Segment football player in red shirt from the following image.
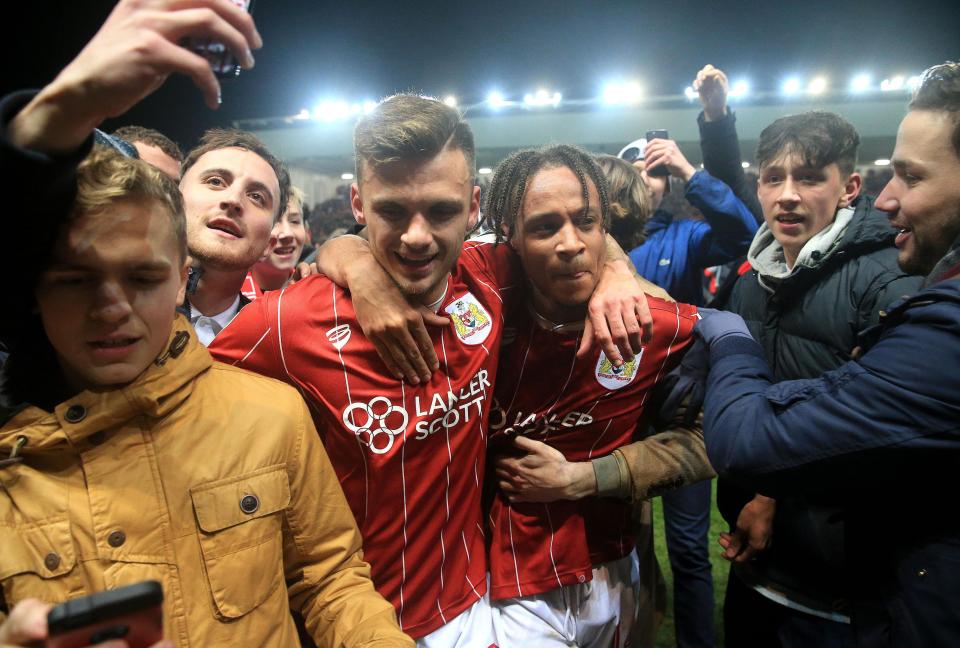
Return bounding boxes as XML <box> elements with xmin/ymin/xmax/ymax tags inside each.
<box><xmin>210</xmin><ymin>95</ymin><xmax>650</xmax><ymax>646</ymax></box>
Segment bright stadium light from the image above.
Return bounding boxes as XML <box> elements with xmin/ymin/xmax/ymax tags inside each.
<box><xmin>295</xmin><ymin>108</ymin><xmax>311</xmax><ymax>120</ymax></box>
<box><xmin>313</xmin><ymin>100</ymin><xmax>351</xmax><ymax>121</ymax></box>
<box><xmin>874</xmin><ymin>159</ymin><xmax>891</xmax><ymax>166</ymax></box>
<box><xmin>362</xmin><ymin>100</ymin><xmax>377</xmax><ymax>114</ymax></box>
<box><xmin>782</xmin><ymin>77</ymin><xmax>802</xmax><ymax>96</ymax></box>
<box><xmin>341</xmin><ymin>172</ymin><xmax>355</xmax><ymax>180</ymax></box>
<box><xmin>487</xmin><ymin>91</ymin><xmax>507</xmax><ymax>109</ymax></box>
<box><xmin>729</xmin><ymin>79</ymin><xmax>750</xmax><ymax>99</ymax></box>
<box><xmin>850</xmin><ymin>74</ymin><xmax>872</xmax><ymax>93</ymax></box>
<box><xmin>443</xmin><ymin>95</ymin><xmax>458</xmax><ymax>107</ymax></box>
<box><xmin>478</xmin><ymin>167</ymin><xmax>493</xmax><ymax>175</ymax></box>
<box><xmin>524</xmin><ymin>89</ymin><xmax>562</xmax><ymax>108</ymax></box>
<box><xmin>807</xmin><ymin>77</ymin><xmax>828</xmax><ymax>95</ymax></box>
<box><xmin>881</xmin><ymin>76</ymin><xmax>905</xmax><ymax>91</ymax></box>
<box><xmin>741</xmin><ymin>161</ymin><xmax>751</xmax><ymax>169</ymax></box>
<box><xmin>684</xmin><ymin>85</ymin><xmax>698</xmax><ymax>101</ymax></box>
<box><xmin>602</xmin><ymin>81</ymin><xmax>643</xmax><ymax>105</ymax></box>
<box><xmin>906</xmin><ymin>75</ymin><xmax>922</xmax><ymax>91</ymax></box>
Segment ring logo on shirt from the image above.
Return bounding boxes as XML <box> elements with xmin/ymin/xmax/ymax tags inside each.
<box><xmin>342</xmin><ymin>396</ymin><xmax>409</xmax><ymax>454</ymax></box>
<box><xmin>595</xmin><ymin>351</ymin><xmax>642</xmax><ymax>390</ymax></box>
<box><xmin>326</xmin><ymin>324</ymin><xmax>352</xmax><ymax>351</ymax></box>
<box><xmin>445</xmin><ymin>293</ymin><xmax>492</xmax><ymax>345</ymax></box>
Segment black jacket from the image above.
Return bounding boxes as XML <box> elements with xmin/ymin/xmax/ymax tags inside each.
<box><xmin>720</xmin><ymin>196</ymin><xmax>922</xmax><ymax>612</ymax></box>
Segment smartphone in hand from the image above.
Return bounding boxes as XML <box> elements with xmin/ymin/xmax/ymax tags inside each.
<box><xmin>644</xmin><ymin>129</ymin><xmax>671</xmax><ymax>177</ymax></box>
<box><xmin>189</xmin><ymin>0</ymin><xmax>256</xmax><ymax>79</ymax></box>
<box><xmin>46</xmin><ymin>581</ymin><xmax>163</xmax><ymax>648</ymax></box>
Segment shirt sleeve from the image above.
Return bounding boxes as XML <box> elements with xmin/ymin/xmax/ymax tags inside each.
<box><xmin>683</xmin><ymin>170</ymin><xmax>759</xmax><ymax>267</ymax></box>
<box><xmin>702</xmin><ymin>297</ymin><xmax>960</xmax><ymax>497</ymax></box>
<box><xmin>283</xmin><ymin>396</ymin><xmax>414</xmax><ymax>647</ymax></box>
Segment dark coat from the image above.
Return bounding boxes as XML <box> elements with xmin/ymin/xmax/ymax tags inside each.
<box><xmin>704</xmin><ymin>276</ymin><xmax>960</xmax><ymax>647</ymax></box>
<box><xmin>719</xmin><ymin>198</ymin><xmax>922</xmax><ymax>614</ymax></box>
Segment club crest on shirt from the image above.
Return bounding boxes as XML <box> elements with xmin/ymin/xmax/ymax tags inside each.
<box><xmin>595</xmin><ymin>350</ymin><xmax>642</xmax><ymax>390</ymax></box>
<box><xmin>445</xmin><ymin>293</ymin><xmax>492</xmax><ymax>345</ymax></box>
<box><xmin>326</xmin><ymin>324</ymin><xmax>351</xmax><ymax>351</ymax></box>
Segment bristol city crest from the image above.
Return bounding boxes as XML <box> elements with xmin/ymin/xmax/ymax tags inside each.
<box><xmin>444</xmin><ymin>292</ymin><xmax>492</xmax><ymax>345</ymax></box>
<box><xmin>595</xmin><ymin>350</ymin><xmax>642</xmax><ymax>390</ymax></box>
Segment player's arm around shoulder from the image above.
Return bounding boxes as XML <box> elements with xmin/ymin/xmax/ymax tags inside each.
<box><xmin>282</xmin><ymin>396</ymin><xmax>413</xmax><ymax>647</ymax></box>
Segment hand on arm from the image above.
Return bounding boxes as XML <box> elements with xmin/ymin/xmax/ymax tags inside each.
<box><xmin>719</xmin><ymin>494</ymin><xmax>776</xmax><ymax>562</ymax></box>
<box><xmin>643</xmin><ymin>139</ymin><xmax>698</xmax><ymax>183</ymax></box>
<box><xmin>10</xmin><ymin>0</ymin><xmax>261</xmax><ymax>153</ymax></box>
<box><xmin>314</xmin><ymin>235</ymin><xmax>447</xmax><ymax>385</ymax></box>
<box><xmin>578</xmin><ymin>234</ymin><xmax>653</xmax><ymax>364</ymax></box>
<box><xmin>494</xmin><ymin>436</ymin><xmax>597</xmax><ymax>503</ymax></box>
<box><xmin>694</xmin><ymin>64</ymin><xmax>729</xmax><ymax>122</ymax></box>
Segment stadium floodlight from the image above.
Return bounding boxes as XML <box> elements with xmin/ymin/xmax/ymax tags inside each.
<box><xmin>362</xmin><ymin>100</ymin><xmax>377</xmax><ymax>114</ymax></box>
<box><xmin>741</xmin><ymin>161</ymin><xmax>751</xmax><ymax>169</ymax></box>
<box><xmin>487</xmin><ymin>91</ymin><xmax>507</xmax><ymax>109</ymax></box>
<box><xmin>729</xmin><ymin>79</ymin><xmax>750</xmax><ymax>99</ymax></box>
<box><xmin>906</xmin><ymin>75</ymin><xmax>922</xmax><ymax>91</ymax></box>
<box><xmin>443</xmin><ymin>95</ymin><xmax>458</xmax><ymax>107</ymax></box>
<box><xmin>524</xmin><ymin>89</ymin><xmax>562</xmax><ymax>108</ymax></box>
<box><xmin>478</xmin><ymin>167</ymin><xmax>493</xmax><ymax>175</ymax></box>
<box><xmin>684</xmin><ymin>85</ymin><xmax>697</xmax><ymax>101</ymax></box>
<box><xmin>874</xmin><ymin>159</ymin><xmax>891</xmax><ymax>166</ymax></box>
<box><xmin>341</xmin><ymin>172</ymin><xmax>355</xmax><ymax>180</ymax></box>
<box><xmin>313</xmin><ymin>100</ymin><xmax>351</xmax><ymax>121</ymax></box>
<box><xmin>881</xmin><ymin>76</ymin><xmax>905</xmax><ymax>91</ymax></box>
<box><xmin>295</xmin><ymin>108</ymin><xmax>311</xmax><ymax>120</ymax></box>
<box><xmin>602</xmin><ymin>81</ymin><xmax>643</xmax><ymax>105</ymax></box>
<box><xmin>782</xmin><ymin>77</ymin><xmax>802</xmax><ymax>96</ymax></box>
<box><xmin>850</xmin><ymin>74</ymin><xmax>872</xmax><ymax>93</ymax></box>
<box><xmin>807</xmin><ymin>77</ymin><xmax>828</xmax><ymax>95</ymax></box>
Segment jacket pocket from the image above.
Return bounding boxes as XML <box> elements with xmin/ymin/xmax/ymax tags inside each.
<box><xmin>190</xmin><ymin>465</ymin><xmax>290</xmax><ymax>619</ymax></box>
<box><xmin>0</xmin><ymin>517</ymin><xmax>78</xmax><ymax>603</ymax></box>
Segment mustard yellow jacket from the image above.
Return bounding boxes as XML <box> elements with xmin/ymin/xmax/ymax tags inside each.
<box><xmin>0</xmin><ymin>317</ymin><xmax>412</xmax><ymax>647</ymax></box>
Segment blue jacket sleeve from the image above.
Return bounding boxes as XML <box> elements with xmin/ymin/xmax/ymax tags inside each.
<box><xmin>702</xmin><ymin>296</ymin><xmax>960</xmax><ymax>497</ymax></box>
<box><xmin>682</xmin><ymin>169</ymin><xmax>759</xmax><ymax>267</ymax></box>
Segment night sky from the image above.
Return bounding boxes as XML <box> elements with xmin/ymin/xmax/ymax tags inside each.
<box><xmin>5</xmin><ymin>0</ymin><xmax>958</xmax><ymax>147</ymax></box>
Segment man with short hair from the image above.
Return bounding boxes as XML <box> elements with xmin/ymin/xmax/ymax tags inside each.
<box><xmin>113</xmin><ymin>124</ymin><xmax>183</xmax><ymax>179</ymax></box>
<box><xmin>479</xmin><ymin>144</ymin><xmax>715</xmax><ymax>647</ymax></box>
<box><xmin>177</xmin><ymin>127</ymin><xmax>290</xmax><ymax>345</ymax></box>
<box><xmin>697</xmin><ymin>62</ymin><xmax>960</xmax><ymax>646</ymax></box>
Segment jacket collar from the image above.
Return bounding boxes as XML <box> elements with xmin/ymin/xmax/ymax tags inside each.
<box><xmin>0</xmin><ymin>315</ymin><xmax>211</xmax><ymax>453</ymax></box>
<box><xmin>924</xmin><ymin>231</ymin><xmax>960</xmax><ymax>287</ymax></box>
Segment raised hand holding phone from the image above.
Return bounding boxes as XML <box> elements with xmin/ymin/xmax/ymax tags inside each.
<box><xmin>10</xmin><ymin>0</ymin><xmax>262</xmax><ymax>154</ymax></box>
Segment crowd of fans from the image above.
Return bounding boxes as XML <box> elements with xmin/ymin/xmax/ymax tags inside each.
<box><xmin>1</xmin><ymin>3</ymin><xmax>958</xmax><ymax>648</ymax></box>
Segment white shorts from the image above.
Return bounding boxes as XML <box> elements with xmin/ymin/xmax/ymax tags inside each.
<box><xmin>417</xmin><ymin>592</ymin><xmax>497</xmax><ymax>648</ymax></box>
<box><xmin>491</xmin><ymin>552</ymin><xmax>640</xmax><ymax>648</ymax></box>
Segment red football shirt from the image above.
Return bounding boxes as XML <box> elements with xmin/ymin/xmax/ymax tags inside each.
<box><xmin>486</xmin><ymin>297</ymin><xmax>698</xmax><ymax>599</ymax></box>
<box><xmin>209</xmin><ymin>241</ymin><xmax>519</xmax><ymax>638</ymax></box>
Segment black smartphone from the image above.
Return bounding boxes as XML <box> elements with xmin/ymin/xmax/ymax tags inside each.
<box><xmin>190</xmin><ymin>0</ymin><xmax>256</xmax><ymax>79</ymax></box>
<box><xmin>46</xmin><ymin>581</ymin><xmax>163</xmax><ymax>648</ymax></box>
<box><xmin>645</xmin><ymin>129</ymin><xmax>671</xmax><ymax>177</ymax></box>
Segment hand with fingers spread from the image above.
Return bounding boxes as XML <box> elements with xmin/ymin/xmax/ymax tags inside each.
<box><xmin>719</xmin><ymin>494</ymin><xmax>776</xmax><ymax>563</ymax></box>
<box><xmin>494</xmin><ymin>435</ymin><xmax>597</xmax><ymax>503</ymax></box>
<box><xmin>11</xmin><ymin>0</ymin><xmax>262</xmax><ymax>153</ymax></box>
<box><xmin>0</xmin><ymin>598</ymin><xmax>172</xmax><ymax>648</ymax></box>
<box><xmin>345</xmin><ymin>254</ymin><xmax>447</xmax><ymax>385</ymax></box>
<box><xmin>642</xmin><ymin>138</ymin><xmax>698</xmax><ymax>183</ymax></box>
<box><xmin>577</xmin><ymin>259</ymin><xmax>652</xmax><ymax>365</ymax></box>
<box><xmin>693</xmin><ymin>64</ymin><xmax>730</xmax><ymax>122</ymax></box>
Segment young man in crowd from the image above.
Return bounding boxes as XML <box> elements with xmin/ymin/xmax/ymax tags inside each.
<box><xmin>695</xmin><ymin>62</ymin><xmax>960</xmax><ymax>646</ymax></box>
<box><xmin>479</xmin><ymin>144</ymin><xmax>716</xmax><ymax>647</ymax></box>
<box><xmin>113</xmin><ymin>124</ymin><xmax>183</xmax><ymax>180</ymax></box>
<box><xmin>210</xmin><ymin>94</ymin><xmax>650</xmax><ymax>645</ymax></box>
<box><xmin>250</xmin><ymin>186</ymin><xmax>308</xmax><ymax>293</ymax></box>
<box><xmin>0</xmin><ymin>5</ymin><xmax>413</xmax><ymax>641</ymax></box>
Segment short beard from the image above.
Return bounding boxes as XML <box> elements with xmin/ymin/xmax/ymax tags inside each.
<box><xmin>188</xmin><ymin>243</ymin><xmax>262</xmax><ymax>273</ymax></box>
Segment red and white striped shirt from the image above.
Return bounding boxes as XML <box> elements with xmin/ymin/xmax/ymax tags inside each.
<box><xmin>209</xmin><ymin>241</ymin><xmax>519</xmax><ymax>638</ymax></box>
<box><xmin>486</xmin><ymin>296</ymin><xmax>698</xmax><ymax>600</ymax></box>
